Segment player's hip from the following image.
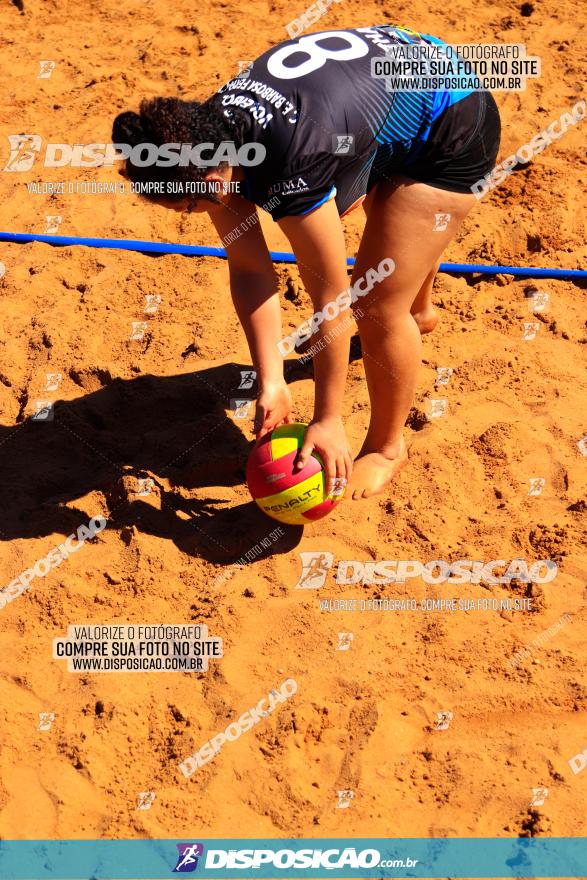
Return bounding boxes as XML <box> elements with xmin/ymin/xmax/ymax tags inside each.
<box><xmin>370</xmin><ymin>91</ymin><xmax>501</xmax><ymax>194</ymax></box>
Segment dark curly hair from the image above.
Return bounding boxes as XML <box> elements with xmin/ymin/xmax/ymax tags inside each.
<box><xmin>112</xmin><ymin>96</ymin><xmax>247</xmax><ymax>201</ymax></box>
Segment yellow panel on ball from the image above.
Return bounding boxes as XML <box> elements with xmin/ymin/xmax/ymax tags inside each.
<box><xmin>270</xmin><ymin>422</ymin><xmax>306</xmax><ymax>460</ymax></box>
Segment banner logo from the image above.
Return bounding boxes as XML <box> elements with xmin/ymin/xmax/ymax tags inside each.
<box><xmin>173</xmin><ymin>843</ymin><xmax>204</xmax><ymax>873</ymax></box>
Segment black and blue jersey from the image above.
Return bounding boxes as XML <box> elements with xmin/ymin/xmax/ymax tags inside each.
<box><xmin>212</xmin><ymin>25</ymin><xmax>478</xmax><ymax>219</ymax></box>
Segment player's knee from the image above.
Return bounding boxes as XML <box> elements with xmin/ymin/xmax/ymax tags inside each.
<box><xmin>412</xmin><ymin>309</ymin><xmax>439</xmax><ymax>335</ymax></box>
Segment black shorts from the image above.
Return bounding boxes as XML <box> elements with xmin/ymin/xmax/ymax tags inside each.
<box><xmin>401</xmin><ymin>91</ymin><xmax>501</xmax><ymax>193</ymax></box>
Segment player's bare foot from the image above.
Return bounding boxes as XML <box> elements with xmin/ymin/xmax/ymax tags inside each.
<box><xmin>349</xmin><ymin>436</ymin><xmax>408</xmax><ymax>499</ymax></box>
<box><xmin>411</xmin><ymin>306</ymin><xmax>439</xmax><ymax>335</ymax></box>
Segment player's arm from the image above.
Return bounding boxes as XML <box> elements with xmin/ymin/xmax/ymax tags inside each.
<box><xmin>208</xmin><ymin>194</ymin><xmax>292</xmax><ymax>436</ymax></box>
<box><xmin>278</xmin><ymin>198</ymin><xmax>353</xmax><ymax>487</ymax></box>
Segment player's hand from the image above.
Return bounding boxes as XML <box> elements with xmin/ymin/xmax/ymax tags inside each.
<box><xmin>254</xmin><ymin>380</ymin><xmax>293</xmax><ymax>439</ymax></box>
<box><xmin>294</xmin><ymin>416</ymin><xmax>352</xmax><ymax>494</ymax></box>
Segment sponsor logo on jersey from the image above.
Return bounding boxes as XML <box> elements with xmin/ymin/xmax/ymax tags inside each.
<box><xmin>268</xmin><ymin>177</ymin><xmax>309</xmax><ymax>195</ymax></box>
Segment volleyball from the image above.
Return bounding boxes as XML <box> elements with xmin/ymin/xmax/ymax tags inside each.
<box><xmin>246</xmin><ymin>423</ymin><xmax>345</xmax><ymax>525</ymax></box>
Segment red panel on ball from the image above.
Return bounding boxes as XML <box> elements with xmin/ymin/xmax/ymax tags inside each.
<box><xmin>246</xmin><ymin>445</ymin><xmax>321</xmax><ymax>499</ymax></box>
<box><xmin>302</xmin><ymin>498</ymin><xmax>341</xmax><ymax>520</ymax></box>
<box><xmin>249</xmin><ymin>433</ymin><xmax>274</xmax><ymax>467</ymax></box>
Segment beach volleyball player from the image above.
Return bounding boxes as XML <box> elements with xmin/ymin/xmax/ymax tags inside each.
<box><xmin>113</xmin><ymin>24</ymin><xmax>500</xmax><ymax>499</ymax></box>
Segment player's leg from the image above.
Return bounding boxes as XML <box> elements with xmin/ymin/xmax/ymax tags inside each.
<box><xmin>365</xmin><ymin>190</ymin><xmax>440</xmax><ymax>336</ymax></box>
<box><xmin>349</xmin><ymin>175</ymin><xmax>476</xmax><ymax>499</ymax></box>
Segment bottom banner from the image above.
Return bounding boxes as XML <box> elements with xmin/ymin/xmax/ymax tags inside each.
<box><xmin>0</xmin><ymin>838</ymin><xmax>585</xmax><ymax>879</ymax></box>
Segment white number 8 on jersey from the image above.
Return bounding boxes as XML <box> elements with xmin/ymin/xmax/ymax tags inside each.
<box><xmin>267</xmin><ymin>31</ymin><xmax>369</xmax><ymax>79</ymax></box>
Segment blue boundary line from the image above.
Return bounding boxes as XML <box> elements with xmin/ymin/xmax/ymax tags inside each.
<box><xmin>1</xmin><ymin>232</ymin><xmax>586</xmax><ymax>280</ymax></box>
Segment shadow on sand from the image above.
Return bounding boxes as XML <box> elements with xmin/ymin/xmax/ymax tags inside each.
<box><xmin>0</xmin><ymin>359</ymin><xmax>323</xmax><ymax>564</ymax></box>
